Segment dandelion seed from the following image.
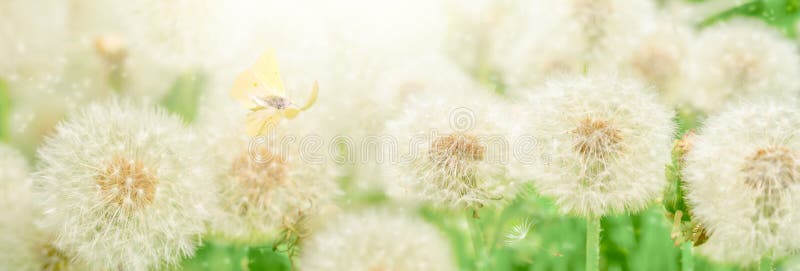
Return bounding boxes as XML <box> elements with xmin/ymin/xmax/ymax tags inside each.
<box><xmin>504</xmin><ymin>218</ymin><xmax>534</xmax><ymax>245</ymax></box>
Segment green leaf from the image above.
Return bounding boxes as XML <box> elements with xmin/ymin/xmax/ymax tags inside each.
<box><xmin>698</xmin><ymin>0</ymin><xmax>800</xmax><ymax>38</ymax></box>
<box><xmin>699</xmin><ymin>0</ymin><xmax>763</xmax><ymax>28</ymax></box>
<box><xmin>160</xmin><ymin>72</ymin><xmax>205</xmax><ymax>123</ymax></box>
<box><xmin>0</xmin><ymin>78</ymin><xmax>10</xmax><ymax>142</ymax></box>
<box><xmin>247</xmin><ymin>246</ymin><xmax>292</xmax><ymax>271</ymax></box>
<box><xmin>180</xmin><ymin>241</ymin><xmax>248</xmax><ymax>271</ymax></box>
<box><xmin>419</xmin><ymin>206</ymin><xmax>473</xmax><ymax>271</ymax></box>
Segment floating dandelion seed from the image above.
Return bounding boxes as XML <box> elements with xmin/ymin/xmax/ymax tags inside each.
<box><xmin>34</xmin><ymin>100</ymin><xmax>217</xmax><ymax>271</ymax></box>
<box><xmin>684</xmin><ymin>100</ymin><xmax>800</xmax><ymax>265</ymax></box>
<box><xmin>505</xmin><ymin>218</ymin><xmax>535</xmax><ymax>245</ymax></box>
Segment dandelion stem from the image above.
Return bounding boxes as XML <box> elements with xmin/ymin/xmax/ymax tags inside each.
<box><xmin>681</xmin><ymin>240</ymin><xmax>694</xmax><ymax>271</ymax></box>
<box><xmin>468</xmin><ymin>210</ymin><xmax>487</xmax><ymax>271</ymax></box>
<box><xmin>759</xmin><ymin>255</ymin><xmax>773</xmax><ymax>271</ymax></box>
<box><xmin>586</xmin><ymin>216</ymin><xmax>601</xmax><ymax>271</ymax></box>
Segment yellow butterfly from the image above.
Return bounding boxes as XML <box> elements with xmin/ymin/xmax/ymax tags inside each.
<box><xmin>231</xmin><ymin>49</ymin><xmax>318</xmax><ymax>136</ymax></box>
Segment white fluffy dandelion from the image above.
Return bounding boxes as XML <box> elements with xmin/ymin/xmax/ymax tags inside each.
<box><xmin>34</xmin><ymin>100</ymin><xmax>217</xmax><ymax>271</ymax></box>
<box><xmin>0</xmin><ymin>144</ymin><xmax>87</xmax><ymax>271</ymax></box>
<box><xmin>604</xmin><ymin>17</ymin><xmax>693</xmax><ymax>104</ymax></box>
<box><xmin>384</xmin><ymin>90</ymin><xmax>518</xmax><ymax>209</ymax></box>
<box><xmin>680</xmin><ymin>19</ymin><xmax>800</xmax><ymax>113</ymax></box>
<box><xmin>684</xmin><ymin>100</ymin><xmax>800</xmax><ymax>265</ymax></box>
<box><xmin>195</xmin><ymin>93</ymin><xmax>340</xmax><ymax>245</ymax></box>
<box><xmin>297</xmin><ymin>209</ymin><xmax>457</xmax><ymax>271</ymax></box>
<box><xmin>521</xmin><ymin>75</ymin><xmax>674</xmax><ymax>217</ymax></box>
<box><xmin>492</xmin><ymin>0</ymin><xmax>658</xmax><ymax>90</ymax></box>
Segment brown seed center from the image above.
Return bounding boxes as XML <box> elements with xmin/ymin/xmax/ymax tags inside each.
<box><xmin>742</xmin><ymin>147</ymin><xmax>798</xmax><ymax>195</ymax></box>
<box><xmin>95</xmin><ymin>156</ymin><xmax>158</xmax><ymax>210</ymax></box>
<box><xmin>430</xmin><ymin>133</ymin><xmax>485</xmax><ymax>162</ymax></box>
<box><xmin>428</xmin><ymin>132</ymin><xmax>486</xmax><ymax>179</ymax></box>
<box><xmin>571</xmin><ymin>118</ymin><xmax>623</xmax><ymax>159</ymax></box>
<box><xmin>232</xmin><ymin>146</ymin><xmax>290</xmax><ymax>207</ymax></box>
<box><xmin>632</xmin><ymin>41</ymin><xmax>679</xmax><ymax>90</ymax></box>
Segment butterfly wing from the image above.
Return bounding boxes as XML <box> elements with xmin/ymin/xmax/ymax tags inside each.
<box><xmin>252</xmin><ymin>49</ymin><xmax>286</xmax><ymax>97</ymax></box>
<box><xmin>284</xmin><ymin>82</ymin><xmax>319</xmax><ymax>119</ymax></box>
<box><xmin>245</xmin><ymin>108</ymin><xmax>283</xmax><ymax>136</ymax></box>
<box><xmin>231</xmin><ymin>49</ymin><xmax>287</xmax><ymax>109</ymax></box>
<box><xmin>298</xmin><ymin>81</ymin><xmax>319</xmax><ymax>111</ymax></box>
<box><xmin>282</xmin><ymin>108</ymin><xmax>300</xmax><ymax>119</ymax></box>
<box><xmin>231</xmin><ymin>71</ymin><xmax>263</xmax><ymax>109</ymax></box>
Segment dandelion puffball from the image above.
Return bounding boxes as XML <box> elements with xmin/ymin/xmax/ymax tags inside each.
<box><xmin>493</xmin><ymin>0</ymin><xmax>658</xmax><ymax>90</ymax></box>
<box><xmin>0</xmin><ymin>145</ymin><xmax>72</xmax><ymax>271</ymax></box>
<box><xmin>297</xmin><ymin>209</ymin><xmax>457</xmax><ymax>271</ymax></box>
<box><xmin>605</xmin><ymin>17</ymin><xmax>693</xmax><ymax>104</ymax></box>
<box><xmin>522</xmin><ymin>74</ymin><xmax>674</xmax><ymax>217</ymax></box>
<box><xmin>196</xmin><ymin>93</ymin><xmax>340</xmax><ymax>244</ymax></box>
<box><xmin>34</xmin><ymin>100</ymin><xmax>217</xmax><ymax>271</ymax></box>
<box><xmin>680</xmin><ymin>19</ymin><xmax>800</xmax><ymax>113</ymax></box>
<box><xmin>684</xmin><ymin>100</ymin><xmax>800</xmax><ymax>264</ymax></box>
<box><xmin>384</xmin><ymin>90</ymin><xmax>518</xmax><ymax>209</ymax></box>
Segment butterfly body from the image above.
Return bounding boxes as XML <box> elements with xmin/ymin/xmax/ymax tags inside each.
<box><xmin>252</xmin><ymin>95</ymin><xmax>292</xmax><ymax>110</ymax></box>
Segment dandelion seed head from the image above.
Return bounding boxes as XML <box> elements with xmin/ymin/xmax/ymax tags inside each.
<box><xmin>34</xmin><ymin>99</ymin><xmax>217</xmax><ymax>271</ymax></box>
<box><xmin>297</xmin><ymin>209</ymin><xmax>456</xmax><ymax>271</ymax></box>
<box><xmin>603</xmin><ymin>17</ymin><xmax>692</xmax><ymax>104</ymax></box>
<box><xmin>519</xmin><ymin>74</ymin><xmax>674</xmax><ymax>217</ymax></box>
<box><xmin>685</xmin><ymin>100</ymin><xmax>800</xmax><ymax>264</ymax></box>
<box><xmin>679</xmin><ymin>19</ymin><xmax>800</xmax><ymax>113</ymax></box>
<box><xmin>385</xmin><ymin>90</ymin><xmax>518</xmax><ymax>209</ymax></box>
<box><xmin>196</xmin><ymin>93</ymin><xmax>340</xmax><ymax>244</ymax></box>
<box><xmin>0</xmin><ymin>144</ymin><xmax>87</xmax><ymax>271</ymax></box>
<box><xmin>492</xmin><ymin>0</ymin><xmax>658</xmax><ymax>91</ymax></box>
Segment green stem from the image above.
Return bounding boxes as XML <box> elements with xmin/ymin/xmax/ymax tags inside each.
<box><xmin>238</xmin><ymin>246</ymin><xmax>250</xmax><ymax>271</ymax></box>
<box><xmin>681</xmin><ymin>240</ymin><xmax>694</xmax><ymax>271</ymax></box>
<box><xmin>586</xmin><ymin>217</ymin><xmax>601</xmax><ymax>271</ymax></box>
<box><xmin>759</xmin><ymin>255</ymin><xmax>773</xmax><ymax>271</ymax></box>
<box><xmin>467</xmin><ymin>210</ymin><xmax>487</xmax><ymax>271</ymax></box>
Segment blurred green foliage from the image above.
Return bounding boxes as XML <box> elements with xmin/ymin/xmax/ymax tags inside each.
<box><xmin>161</xmin><ymin>72</ymin><xmax>205</xmax><ymax>123</ymax></box>
<box><xmin>0</xmin><ymin>78</ymin><xmax>10</xmax><ymax>142</ymax></box>
<box><xmin>699</xmin><ymin>0</ymin><xmax>800</xmax><ymax>37</ymax></box>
